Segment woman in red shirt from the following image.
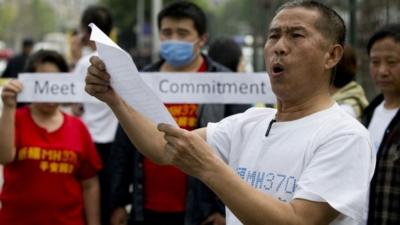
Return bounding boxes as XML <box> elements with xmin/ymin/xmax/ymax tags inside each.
<box><xmin>0</xmin><ymin>50</ymin><xmax>102</xmax><ymax>225</ymax></box>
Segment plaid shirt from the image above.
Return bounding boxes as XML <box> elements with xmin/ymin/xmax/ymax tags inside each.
<box><xmin>363</xmin><ymin>95</ymin><xmax>400</xmax><ymax>225</ymax></box>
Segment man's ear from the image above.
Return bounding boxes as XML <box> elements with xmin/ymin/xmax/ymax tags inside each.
<box><xmin>325</xmin><ymin>44</ymin><xmax>343</xmax><ymax>70</ymax></box>
<box><xmin>198</xmin><ymin>33</ymin><xmax>208</xmax><ymax>48</ymax></box>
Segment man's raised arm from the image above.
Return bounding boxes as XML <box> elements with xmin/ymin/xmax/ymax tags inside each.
<box><xmin>85</xmin><ymin>56</ymin><xmax>168</xmax><ymax>164</ymax></box>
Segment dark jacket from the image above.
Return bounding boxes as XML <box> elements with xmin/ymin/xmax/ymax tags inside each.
<box><xmin>363</xmin><ymin>94</ymin><xmax>400</xmax><ymax>225</ymax></box>
<box><xmin>1</xmin><ymin>54</ymin><xmax>29</xmax><ymax>78</ymax></box>
<box><xmin>107</xmin><ymin>55</ymin><xmax>250</xmax><ymax>225</ymax></box>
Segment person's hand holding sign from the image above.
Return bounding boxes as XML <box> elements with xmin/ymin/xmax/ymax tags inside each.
<box><xmin>1</xmin><ymin>80</ymin><xmax>22</xmax><ymax>109</ymax></box>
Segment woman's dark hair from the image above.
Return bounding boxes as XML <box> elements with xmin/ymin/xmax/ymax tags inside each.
<box><xmin>208</xmin><ymin>37</ymin><xmax>242</xmax><ymax>72</ymax></box>
<box><xmin>25</xmin><ymin>50</ymin><xmax>69</xmax><ymax>73</ymax></box>
<box><xmin>333</xmin><ymin>45</ymin><xmax>357</xmax><ymax>88</ymax></box>
<box><xmin>81</xmin><ymin>5</ymin><xmax>113</xmax><ymax>36</ymax></box>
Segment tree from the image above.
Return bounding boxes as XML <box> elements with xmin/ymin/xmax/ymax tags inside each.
<box><xmin>0</xmin><ymin>0</ymin><xmax>57</xmax><ymax>50</ymax></box>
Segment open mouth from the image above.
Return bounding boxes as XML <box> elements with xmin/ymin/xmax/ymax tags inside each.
<box><xmin>272</xmin><ymin>64</ymin><xmax>284</xmax><ymax>74</ymax></box>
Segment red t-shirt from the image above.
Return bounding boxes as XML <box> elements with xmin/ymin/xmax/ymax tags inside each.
<box><xmin>143</xmin><ymin>59</ymin><xmax>207</xmax><ymax>212</ymax></box>
<box><xmin>0</xmin><ymin>106</ymin><xmax>102</xmax><ymax>225</ymax></box>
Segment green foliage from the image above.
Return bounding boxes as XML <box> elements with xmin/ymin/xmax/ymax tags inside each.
<box><xmin>99</xmin><ymin>0</ymin><xmax>206</xmax><ymax>32</ymax></box>
<box><xmin>0</xmin><ymin>3</ymin><xmax>17</xmax><ymax>40</ymax></box>
<box><xmin>31</xmin><ymin>0</ymin><xmax>57</xmax><ymax>35</ymax></box>
<box><xmin>0</xmin><ymin>0</ymin><xmax>57</xmax><ymax>45</ymax></box>
<box><xmin>100</xmin><ymin>0</ymin><xmax>137</xmax><ymax>32</ymax></box>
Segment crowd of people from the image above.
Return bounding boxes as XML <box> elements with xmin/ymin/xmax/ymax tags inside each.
<box><xmin>0</xmin><ymin>1</ymin><xmax>399</xmax><ymax>225</ymax></box>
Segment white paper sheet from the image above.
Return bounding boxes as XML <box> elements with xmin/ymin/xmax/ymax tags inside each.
<box><xmin>89</xmin><ymin>23</ymin><xmax>177</xmax><ymax>126</ymax></box>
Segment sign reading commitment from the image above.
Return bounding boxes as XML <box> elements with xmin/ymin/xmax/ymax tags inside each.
<box><xmin>17</xmin><ymin>72</ymin><xmax>276</xmax><ymax>104</ymax></box>
<box><xmin>142</xmin><ymin>72</ymin><xmax>275</xmax><ymax>104</ymax></box>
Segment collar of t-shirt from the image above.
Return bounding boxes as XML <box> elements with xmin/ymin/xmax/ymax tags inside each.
<box><xmin>197</xmin><ymin>57</ymin><xmax>207</xmax><ymax>72</ymax></box>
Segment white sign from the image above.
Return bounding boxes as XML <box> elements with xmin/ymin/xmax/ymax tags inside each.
<box><xmin>17</xmin><ymin>73</ymin><xmax>86</xmax><ymax>103</ymax></box>
<box><xmin>141</xmin><ymin>72</ymin><xmax>275</xmax><ymax>104</ymax></box>
<box><xmin>17</xmin><ymin>72</ymin><xmax>276</xmax><ymax>104</ymax></box>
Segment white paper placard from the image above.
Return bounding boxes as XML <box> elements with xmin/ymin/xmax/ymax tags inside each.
<box><xmin>17</xmin><ymin>72</ymin><xmax>276</xmax><ymax>104</ymax></box>
<box><xmin>141</xmin><ymin>72</ymin><xmax>275</xmax><ymax>104</ymax></box>
<box><xmin>17</xmin><ymin>73</ymin><xmax>86</xmax><ymax>103</ymax></box>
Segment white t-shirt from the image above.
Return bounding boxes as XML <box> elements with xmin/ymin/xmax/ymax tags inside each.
<box><xmin>339</xmin><ymin>103</ymin><xmax>357</xmax><ymax>119</ymax></box>
<box><xmin>368</xmin><ymin>101</ymin><xmax>398</xmax><ymax>153</ymax></box>
<box><xmin>207</xmin><ymin>104</ymin><xmax>375</xmax><ymax>225</ymax></box>
<box><xmin>74</xmin><ymin>52</ymin><xmax>118</xmax><ymax>143</ymax></box>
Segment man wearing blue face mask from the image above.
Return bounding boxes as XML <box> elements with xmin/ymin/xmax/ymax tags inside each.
<box><xmin>160</xmin><ymin>40</ymin><xmax>197</xmax><ymax>68</ymax></box>
<box><xmin>107</xmin><ymin>1</ymin><xmax>243</xmax><ymax>225</ymax></box>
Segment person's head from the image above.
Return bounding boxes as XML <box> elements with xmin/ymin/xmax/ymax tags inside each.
<box><xmin>25</xmin><ymin>50</ymin><xmax>69</xmax><ymax>73</ymax></box>
<box><xmin>80</xmin><ymin>5</ymin><xmax>113</xmax><ymax>46</ymax></box>
<box><xmin>264</xmin><ymin>0</ymin><xmax>345</xmax><ymax>102</ymax></box>
<box><xmin>25</xmin><ymin>50</ymin><xmax>69</xmax><ymax>113</ymax></box>
<box><xmin>367</xmin><ymin>23</ymin><xmax>400</xmax><ymax>97</ymax></box>
<box><xmin>332</xmin><ymin>45</ymin><xmax>357</xmax><ymax>89</ymax></box>
<box><xmin>22</xmin><ymin>38</ymin><xmax>34</xmax><ymax>55</ymax></box>
<box><xmin>157</xmin><ymin>1</ymin><xmax>208</xmax><ymax>68</ymax></box>
<box><xmin>208</xmin><ymin>37</ymin><xmax>244</xmax><ymax>72</ymax></box>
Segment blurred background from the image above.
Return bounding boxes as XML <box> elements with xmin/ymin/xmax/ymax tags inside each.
<box><xmin>0</xmin><ymin>0</ymin><xmax>399</xmax><ymax>100</ymax></box>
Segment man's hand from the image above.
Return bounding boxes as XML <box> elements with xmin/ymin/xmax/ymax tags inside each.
<box><xmin>110</xmin><ymin>207</ymin><xmax>129</xmax><ymax>225</ymax></box>
<box><xmin>85</xmin><ymin>56</ymin><xmax>120</xmax><ymax>105</ymax></box>
<box><xmin>157</xmin><ymin>123</ymin><xmax>219</xmax><ymax>180</ymax></box>
<box><xmin>1</xmin><ymin>80</ymin><xmax>22</xmax><ymax>109</ymax></box>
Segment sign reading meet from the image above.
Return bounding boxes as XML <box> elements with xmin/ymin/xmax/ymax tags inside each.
<box><xmin>17</xmin><ymin>72</ymin><xmax>276</xmax><ymax>104</ymax></box>
<box><xmin>17</xmin><ymin>73</ymin><xmax>87</xmax><ymax>103</ymax></box>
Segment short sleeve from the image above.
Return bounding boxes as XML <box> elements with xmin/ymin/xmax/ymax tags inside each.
<box><xmin>76</xmin><ymin>123</ymin><xmax>102</xmax><ymax>180</ymax></box>
<box><xmin>207</xmin><ymin>113</ymin><xmax>243</xmax><ymax>163</ymax></box>
<box><xmin>294</xmin><ymin>130</ymin><xmax>375</xmax><ymax>222</ymax></box>
<box><xmin>339</xmin><ymin>104</ymin><xmax>357</xmax><ymax>118</ymax></box>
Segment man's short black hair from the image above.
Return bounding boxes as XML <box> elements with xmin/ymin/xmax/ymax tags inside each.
<box><xmin>25</xmin><ymin>50</ymin><xmax>69</xmax><ymax>73</ymax></box>
<box><xmin>208</xmin><ymin>37</ymin><xmax>242</xmax><ymax>72</ymax></box>
<box><xmin>157</xmin><ymin>1</ymin><xmax>207</xmax><ymax>36</ymax></box>
<box><xmin>277</xmin><ymin>0</ymin><xmax>346</xmax><ymax>46</ymax></box>
<box><xmin>22</xmin><ymin>38</ymin><xmax>34</xmax><ymax>48</ymax></box>
<box><xmin>367</xmin><ymin>23</ymin><xmax>400</xmax><ymax>55</ymax></box>
<box><xmin>81</xmin><ymin>5</ymin><xmax>113</xmax><ymax>35</ymax></box>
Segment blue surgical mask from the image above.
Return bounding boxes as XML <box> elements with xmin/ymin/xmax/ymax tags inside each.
<box><xmin>160</xmin><ymin>40</ymin><xmax>196</xmax><ymax>68</ymax></box>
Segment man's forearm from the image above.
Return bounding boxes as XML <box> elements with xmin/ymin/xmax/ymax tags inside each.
<box><xmin>202</xmin><ymin>160</ymin><xmax>295</xmax><ymax>225</ymax></box>
<box><xmin>109</xmin><ymin>98</ymin><xmax>168</xmax><ymax>164</ymax></box>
